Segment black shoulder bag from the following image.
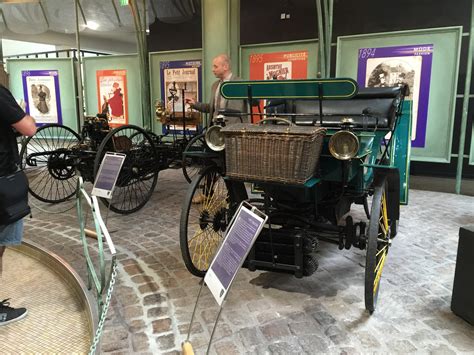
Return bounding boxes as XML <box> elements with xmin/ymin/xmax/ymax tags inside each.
<box><xmin>0</xmin><ymin>137</ymin><xmax>30</xmax><ymax>225</ymax></box>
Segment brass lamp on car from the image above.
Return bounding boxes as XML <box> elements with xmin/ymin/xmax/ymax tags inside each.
<box><xmin>328</xmin><ymin>130</ymin><xmax>359</xmax><ymax>160</ymax></box>
<box><xmin>155</xmin><ymin>100</ymin><xmax>170</xmax><ymax>124</ymax></box>
<box><xmin>205</xmin><ymin>115</ymin><xmax>226</xmax><ymax>151</ymax></box>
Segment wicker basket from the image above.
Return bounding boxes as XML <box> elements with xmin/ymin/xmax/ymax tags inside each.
<box><xmin>221</xmin><ymin>120</ymin><xmax>326</xmax><ymax>184</ymax></box>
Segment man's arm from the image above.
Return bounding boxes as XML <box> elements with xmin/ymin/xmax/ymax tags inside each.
<box><xmin>191</xmin><ymin>101</ymin><xmax>210</xmax><ymax>113</ymax></box>
<box><xmin>12</xmin><ymin>115</ymin><xmax>37</xmax><ymax>136</ymax></box>
<box><xmin>186</xmin><ymin>97</ymin><xmax>210</xmax><ymax>113</ymax></box>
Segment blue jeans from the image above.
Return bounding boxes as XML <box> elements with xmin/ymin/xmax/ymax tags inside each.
<box><xmin>0</xmin><ymin>219</ymin><xmax>24</xmax><ymax>246</ymax></box>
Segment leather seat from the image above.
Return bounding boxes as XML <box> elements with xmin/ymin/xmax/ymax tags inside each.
<box><xmin>279</xmin><ymin>86</ymin><xmax>404</xmax><ymax>129</ymax></box>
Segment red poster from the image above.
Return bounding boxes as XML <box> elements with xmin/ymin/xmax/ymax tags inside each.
<box><xmin>249</xmin><ymin>50</ymin><xmax>308</xmax><ymax>121</ymax></box>
<box><xmin>96</xmin><ymin>69</ymin><xmax>128</xmax><ymax>127</ymax></box>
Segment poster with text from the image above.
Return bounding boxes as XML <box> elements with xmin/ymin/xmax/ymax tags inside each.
<box><xmin>22</xmin><ymin>70</ymin><xmax>62</xmax><ymax>126</ymax></box>
<box><xmin>357</xmin><ymin>44</ymin><xmax>433</xmax><ymax>148</ymax></box>
<box><xmin>249</xmin><ymin>50</ymin><xmax>308</xmax><ymax>121</ymax></box>
<box><xmin>96</xmin><ymin>69</ymin><xmax>128</xmax><ymax>127</ymax></box>
<box><xmin>160</xmin><ymin>59</ymin><xmax>202</xmax><ymax>134</ymax></box>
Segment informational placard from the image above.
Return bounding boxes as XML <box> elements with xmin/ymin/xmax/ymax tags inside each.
<box><xmin>96</xmin><ymin>69</ymin><xmax>128</xmax><ymax>127</ymax></box>
<box><xmin>92</xmin><ymin>152</ymin><xmax>126</xmax><ymax>199</ymax></box>
<box><xmin>357</xmin><ymin>44</ymin><xmax>433</xmax><ymax>148</ymax></box>
<box><xmin>204</xmin><ymin>203</ymin><xmax>267</xmax><ymax>306</ymax></box>
<box><xmin>22</xmin><ymin>69</ymin><xmax>62</xmax><ymax>126</ymax></box>
<box><xmin>160</xmin><ymin>59</ymin><xmax>202</xmax><ymax>134</ymax></box>
<box><xmin>248</xmin><ymin>50</ymin><xmax>308</xmax><ymax>121</ymax></box>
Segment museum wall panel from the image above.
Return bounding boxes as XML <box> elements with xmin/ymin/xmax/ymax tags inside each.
<box><xmin>7</xmin><ymin>58</ymin><xmax>78</xmax><ymax>131</ymax></box>
<box><xmin>82</xmin><ymin>55</ymin><xmax>142</xmax><ymax>127</ymax></box>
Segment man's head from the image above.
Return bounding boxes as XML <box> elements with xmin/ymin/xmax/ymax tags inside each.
<box><xmin>212</xmin><ymin>54</ymin><xmax>232</xmax><ymax>80</ymax></box>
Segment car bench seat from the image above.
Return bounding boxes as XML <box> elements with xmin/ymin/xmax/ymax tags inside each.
<box><xmin>288</xmin><ymin>86</ymin><xmax>404</xmax><ymax>129</ymax></box>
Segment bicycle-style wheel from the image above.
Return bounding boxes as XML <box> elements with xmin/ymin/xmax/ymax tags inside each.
<box><xmin>182</xmin><ymin>133</ymin><xmax>206</xmax><ymax>183</ymax></box>
<box><xmin>180</xmin><ymin>166</ymin><xmax>230</xmax><ymax>277</ymax></box>
<box><xmin>365</xmin><ymin>176</ymin><xmax>392</xmax><ymax>313</ymax></box>
<box><xmin>19</xmin><ymin>124</ymin><xmax>80</xmax><ymax>203</ymax></box>
<box><xmin>94</xmin><ymin>125</ymin><xmax>158</xmax><ymax>214</ymax></box>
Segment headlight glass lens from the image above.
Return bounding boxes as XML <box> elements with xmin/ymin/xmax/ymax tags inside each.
<box><xmin>328</xmin><ymin>131</ymin><xmax>359</xmax><ymax>160</ymax></box>
<box><xmin>205</xmin><ymin>126</ymin><xmax>225</xmax><ymax>151</ymax></box>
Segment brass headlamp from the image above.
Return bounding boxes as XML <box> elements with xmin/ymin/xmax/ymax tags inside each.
<box><xmin>328</xmin><ymin>117</ymin><xmax>359</xmax><ymax>160</ymax></box>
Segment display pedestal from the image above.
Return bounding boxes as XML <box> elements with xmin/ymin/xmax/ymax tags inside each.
<box><xmin>451</xmin><ymin>225</ymin><xmax>474</xmax><ymax>325</ymax></box>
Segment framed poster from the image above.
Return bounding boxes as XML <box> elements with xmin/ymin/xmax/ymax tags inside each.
<box><xmin>249</xmin><ymin>50</ymin><xmax>308</xmax><ymax>121</ymax></box>
<box><xmin>96</xmin><ymin>69</ymin><xmax>128</xmax><ymax>127</ymax></box>
<box><xmin>249</xmin><ymin>50</ymin><xmax>308</xmax><ymax>81</ymax></box>
<box><xmin>357</xmin><ymin>45</ymin><xmax>433</xmax><ymax>148</ymax></box>
<box><xmin>159</xmin><ymin>59</ymin><xmax>202</xmax><ymax>134</ymax></box>
<box><xmin>22</xmin><ymin>70</ymin><xmax>62</xmax><ymax>126</ymax></box>
<box><xmin>336</xmin><ymin>27</ymin><xmax>462</xmax><ymax>163</ymax></box>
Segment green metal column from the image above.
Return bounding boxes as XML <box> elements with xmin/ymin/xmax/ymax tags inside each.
<box><xmin>74</xmin><ymin>0</ymin><xmax>85</xmax><ymax>130</ymax></box>
<box><xmin>201</xmin><ymin>0</ymin><xmax>240</xmax><ymax>102</ymax></box>
<box><xmin>456</xmin><ymin>0</ymin><xmax>474</xmax><ymax>194</ymax></box>
<box><xmin>130</xmin><ymin>0</ymin><xmax>151</xmax><ymax>129</ymax></box>
<box><xmin>229</xmin><ymin>0</ymin><xmax>241</xmax><ymax>76</ymax></box>
<box><xmin>315</xmin><ymin>0</ymin><xmax>333</xmax><ymax>78</ymax></box>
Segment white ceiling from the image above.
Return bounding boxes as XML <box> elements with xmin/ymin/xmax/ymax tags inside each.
<box><xmin>0</xmin><ymin>0</ymin><xmax>198</xmax><ymax>54</ymax></box>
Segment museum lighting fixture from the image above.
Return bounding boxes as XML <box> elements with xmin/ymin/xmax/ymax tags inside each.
<box><xmin>86</xmin><ymin>20</ymin><xmax>99</xmax><ymax>30</ymax></box>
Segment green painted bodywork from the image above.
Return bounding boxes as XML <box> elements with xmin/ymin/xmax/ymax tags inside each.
<box><xmin>391</xmin><ymin>101</ymin><xmax>412</xmax><ymax>204</ymax></box>
<box><xmin>220</xmin><ymin>78</ymin><xmax>358</xmax><ymax>100</ymax></box>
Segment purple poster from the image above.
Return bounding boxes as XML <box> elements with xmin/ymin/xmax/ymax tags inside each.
<box><xmin>159</xmin><ymin>59</ymin><xmax>202</xmax><ymax>134</ymax></box>
<box><xmin>357</xmin><ymin>44</ymin><xmax>433</xmax><ymax>148</ymax></box>
<box><xmin>22</xmin><ymin>70</ymin><xmax>62</xmax><ymax>126</ymax></box>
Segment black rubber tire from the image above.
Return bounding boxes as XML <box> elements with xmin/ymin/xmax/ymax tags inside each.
<box><xmin>363</xmin><ymin>195</ymin><xmax>371</xmax><ymax>219</ymax></box>
<box><xmin>94</xmin><ymin>125</ymin><xmax>158</xmax><ymax>214</ymax></box>
<box><xmin>19</xmin><ymin>124</ymin><xmax>81</xmax><ymax>203</ymax></box>
<box><xmin>180</xmin><ymin>166</ymin><xmax>230</xmax><ymax>277</ymax></box>
<box><xmin>364</xmin><ymin>176</ymin><xmax>391</xmax><ymax>313</ymax></box>
<box><xmin>182</xmin><ymin>133</ymin><xmax>206</xmax><ymax>183</ymax></box>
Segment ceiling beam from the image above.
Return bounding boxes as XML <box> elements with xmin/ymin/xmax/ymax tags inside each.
<box><xmin>111</xmin><ymin>0</ymin><xmax>123</xmax><ymax>27</ymax></box>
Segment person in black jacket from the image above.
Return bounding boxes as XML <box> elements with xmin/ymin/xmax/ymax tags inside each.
<box><xmin>0</xmin><ymin>84</ymin><xmax>36</xmax><ymax>326</ymax></box>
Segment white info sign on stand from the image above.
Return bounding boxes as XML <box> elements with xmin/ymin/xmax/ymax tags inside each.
<box><xmin>91</xmin><ymin>152</ymin><xmax>126</xmax><ymax>199</ymax></box>
<box><xmin>204</xmin><ymin>201</ymin><xmax>268</xmax><ymax>306</ymax></box>
<box><xmin>183</xmin><ymin>202</ymin><xmax>267</xmax><ymax>354</ymax></box>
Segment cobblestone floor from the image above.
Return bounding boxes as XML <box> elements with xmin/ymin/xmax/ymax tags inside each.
<box><xmin>21</xmin><ymin>169</ymin><xmax>474</xmax><ymax>354</ymax></box>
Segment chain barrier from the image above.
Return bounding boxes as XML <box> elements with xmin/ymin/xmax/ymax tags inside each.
<box><xmin>76</xmin><ymin>177</ymin><xmax>118</xmax><ymax>355</ymax></box>
<box><xmin>88</xmin><ymin>259</ymin><xmax>118</xmax><ymax>355</ymax></box>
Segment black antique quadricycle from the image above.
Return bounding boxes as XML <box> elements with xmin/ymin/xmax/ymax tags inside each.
<box><xmin>20</xmin><ymin>106</ymin><xmax>203</xmax><ymax>214</ymax></box>
<box><xmin>179</xmin><ymin>78</ymin><xmax>411</xmax><ymax>312</ymax></box>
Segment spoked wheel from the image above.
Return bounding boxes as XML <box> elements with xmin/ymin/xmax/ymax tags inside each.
<box><xmin>19</xmin><ymin>124</ymin><xmax>80</xmax><ymax>203</ymax></box>
<box><xmin>94</xmin><ymin>125</ymin><xmax>158</xmax><ymax>214</ymax></box>
<box><xmin>180</xmin><ymin>166</ymin><xmax>230</xmax><ymax>277</ymax></box>
<box><xmin>182</xmin><ymin>133</ymin><xmax>206</xmax><ymax>183</ymax></box>
<box><xmin>365</xmin><ymin>176</ymin><xmax>392</xmax><ymax>313</ymax></box>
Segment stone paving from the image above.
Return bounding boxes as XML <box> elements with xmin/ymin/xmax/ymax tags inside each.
<box><xmin>20</xmin><ymin>168</ymin><xmax>474</xmax><ymax>354</ymax></box>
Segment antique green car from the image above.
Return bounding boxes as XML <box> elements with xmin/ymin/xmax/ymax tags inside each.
<box><xmin>180</xmin><ymin>78</ymin><xmax>410</xmax><ymax>313</ymax></box>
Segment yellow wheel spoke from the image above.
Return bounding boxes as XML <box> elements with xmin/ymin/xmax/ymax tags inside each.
<box><xmin>189</xmin><ymin>223</ymin><xmax>222</xmax><ymax>271</ymax></box>
<box><xmin>373</xmin><ymin>251</ymin><xmax>387</xmax><ymax>294</ymax></box>
<box><xmin>381</xmin><ymin>192</ymin><xmax>389</xmax><ymax>231</ymax></box>
<box><xmin>378</xmin><ymin>219</ymin><xmax>388</xmax><ymax>237</ymax></box>
<box><xmin>375</xmin><ymin>245</ymin><xmax>388</xmax><ymax>263</ymax></box>
<box><xmin>186</xmin><ymin>170</ymin><xmax>229</xmax><ymax>273</ymax></box>
<box><xmin>368</xmin><ymin>181</ymin><xmax>392</xmax><ymax>301</ymax></box>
